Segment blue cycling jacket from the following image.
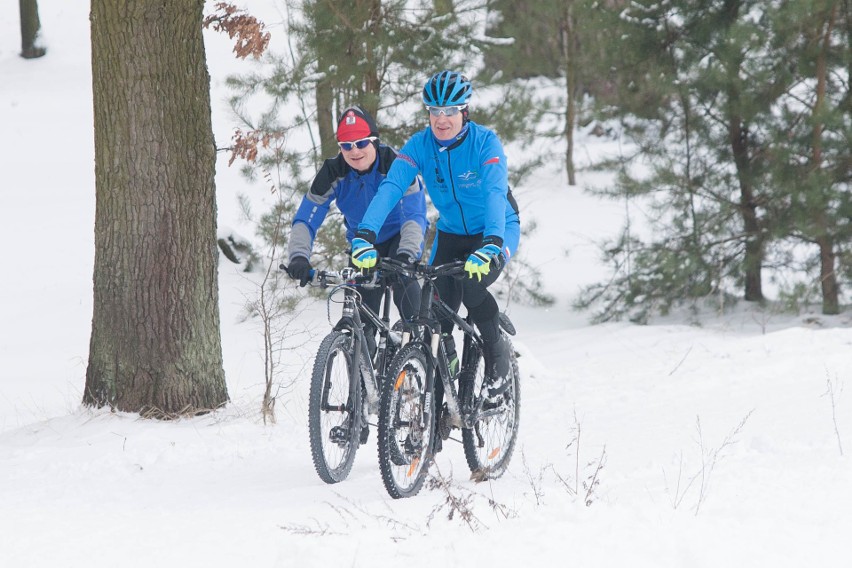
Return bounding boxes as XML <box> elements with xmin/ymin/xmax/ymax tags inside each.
<box><xmin>359</xmin><ymin>121</ymin><xmax>519</xmax><ymax>251</ymax></box>
<box><xmin>289</xmin><ymin>143</ymin><xmax>427</xmax><ymax>262</ymax></box>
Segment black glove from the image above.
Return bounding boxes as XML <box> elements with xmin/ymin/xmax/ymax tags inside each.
<box><xmin>286</xmin><ymin>256</ymin><xmax>312</xmax><ymax>287</ymax></box>
<box><xmin>395</xmin><ymin>252</ymin><xmax>415</xmax><ymax>265</ymax></box>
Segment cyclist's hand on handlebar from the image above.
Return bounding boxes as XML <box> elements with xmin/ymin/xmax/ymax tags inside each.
<box><xmin>351</xmin><ymin>229</ymin><xmax>378</xmax><ymax>273</ymax></box>
<box><xmin>465</xmin><ymin>243</ymin><xmax>501</xmax><ymax>281</ymax></box>
<box><xmin>286</xmin><ymin>256</ymin><xmax>313</xmax><ymax>287</ymax></box>
<box><xmin>394</xmin><ymin>252</ymin><xmax>415</xmax><ymax>265</ymax></box>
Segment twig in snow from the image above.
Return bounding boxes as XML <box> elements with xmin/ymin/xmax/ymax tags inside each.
<box><xmin>822</xmin><ymin>375</ymin><xmax>844</xmax><ymax>456</ymax></box>
<box><xmin>668</xmin><ymin>345</ymin><xmax>693</xmax><ymax>376</ymax></box>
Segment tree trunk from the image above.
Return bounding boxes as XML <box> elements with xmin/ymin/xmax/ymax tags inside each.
<box><xmin>816</xmin><ymin>233</ymin><xmax>840</xmax><ymax>314</ymax></box>
<box><xmin>812</xmin><ymin>5</ymin><xmax>840</xmax><ymax>315</ymax></box>
<box><xmin>361</xmin><ymin>0</ymin><xmax>382</xmax><ymax>118</ymax></box>
<box><xmin>728</xmin><ymin>94</ymin><xmax>764</xmax><ymax>301</ymax></box>
<box><xmin>315</xmin><ymin>77</ymin><xmax>337</xmax><ymax>159</ymax></box>
<box><xmin>19</xmin><ymin>0</ymin><xmax>46</xmax><ymax>59</ymax></box>
<box><xmin>561</xmin><ymin>2</ymin><xmax>577</xmax><ymax>186</ymax></box>
<box><xmin>85</xmin><ymin>0</ymin><xmax>228</xmax><ymax>416</ymax></box>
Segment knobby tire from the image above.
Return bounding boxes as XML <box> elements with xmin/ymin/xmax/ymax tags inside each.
<box><xmin>308</xmin><ymin>331</ymin><xmax>362</xmax><ymax>484</ymax></box>
<box><xmin>377</xmin><ymin>342</ymin><xmax>435</xmax><ymax>499</ymax></box>
<box><xmin>461</xmin><ymin>335</ymin><xmax>520</xmax><ymax>480</ymax></box>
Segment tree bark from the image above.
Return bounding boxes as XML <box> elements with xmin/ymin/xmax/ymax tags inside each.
<box><xmin>19</xmin><ymin>0</ymin><xmax>46</xmax><ymax>59</ymax></box>
<box><xmin>315</xmin><ymin>77</ymin><xmax>337</xmax><ymax>159</ymax></box>
<box><xmin>561</xmin><ymin>2</ymin><xmax>577</xmax><ymax>186</ymax></box>
<box><xmin>729</xmin><ymin>117</ymin><xmax>764</xmax><ymax>302</ymax></box>
<box><xmin>812</xmin><ymin>5</ymin><xmax>840</xmax><ymax>315</ymax></box>
<box><xmin>85</xmin><ymin>0</ymin><xmax>228</xmax><ymax>416</ymax></box>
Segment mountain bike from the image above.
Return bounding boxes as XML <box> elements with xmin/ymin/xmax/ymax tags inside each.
<box><xmin>376</xmin><ymin>259</ymin><xmax>520</xmax><ymax>499</ymax></box>
<box><xmin>282</xmin><ymin>261</ymin><xmax>410</xmax><ymax>484</ymax></box>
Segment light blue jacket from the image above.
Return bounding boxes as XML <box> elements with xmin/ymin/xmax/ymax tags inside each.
<box><xmin>359</xmin><ymin>121</ymin><xmax>519</xmax><ymax>247</ymax></box>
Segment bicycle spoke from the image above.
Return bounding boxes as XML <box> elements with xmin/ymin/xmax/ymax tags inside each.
<box><xmin>462</xmin><ymin>337</ymin><xmax>520</xmax><ymax>479</ymax></box>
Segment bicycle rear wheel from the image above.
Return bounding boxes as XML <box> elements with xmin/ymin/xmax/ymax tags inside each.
<box><xmin>308</xmin><ymin>331</ymin><xmax>362</xmax><ymax>484</ymax></box>
<box><xmin>461</xmin><ymin>336</ymin><xmax>520</xmax><ymax>480</ymax></box>
<box><xmin>377</xmin><ymin>342</ymin><xmax>435</xmax><ymax>499</ymax></box>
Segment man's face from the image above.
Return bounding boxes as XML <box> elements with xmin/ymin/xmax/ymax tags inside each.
<box><xmin>429</xmin><ymin>107</ymin><xmax>464</xmax><ymax>141</ymax></box>
<box><xmin>339</xmin><ymin>138</ymin><xmax>377</xmax><ymax>172</ymax></box>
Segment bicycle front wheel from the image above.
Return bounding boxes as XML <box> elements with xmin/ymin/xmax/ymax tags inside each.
<box><xmin>377</xmin><ymin>342</ymin><xmax>435</xmax><ymax>499</ymax></box>
<box><xmin>461</xmin><ymin>336</ymin><xmax>520</xmax><ymax>480</ymax></box>
<box><xmin>308</xmin><ymin>331</ymin><xmax>362</xmax><ymax>484</ymax></box>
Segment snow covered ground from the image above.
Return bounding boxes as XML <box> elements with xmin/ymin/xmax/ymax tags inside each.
<box><xmin>1</xmin><ymin>3</ymin><xmax>850</xmax><ymax>567</ymax></box>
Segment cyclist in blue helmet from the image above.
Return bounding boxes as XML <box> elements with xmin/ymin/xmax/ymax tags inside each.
<box><xmin>351</xmin><ymin>71</ymin><xmax>520</xmax><ymax>408</ymax></box>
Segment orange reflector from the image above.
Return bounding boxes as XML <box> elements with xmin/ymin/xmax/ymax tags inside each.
<box><xmin>394</xmin><ymin>370</ymin><xmax>406</xmax><ymax>391</ymax></box>
<box><xmin>488</xmin><ymin>447</ymin><xmax>501</xmax><ymax>460</ymax></box>
<box><xmin>407</xmin><ymin>457</ymin><xmax>420</xmax><ymax>477</ymax></box>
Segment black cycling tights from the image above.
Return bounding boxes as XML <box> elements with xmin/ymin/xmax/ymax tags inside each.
<box><xmin>430</xmin><ymin>230</ymin><xmax>505</xmax><ymax>333</ymax></box>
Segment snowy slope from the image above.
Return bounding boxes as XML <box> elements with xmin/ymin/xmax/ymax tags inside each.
<box><xmin>1</xmin><ymin>3</ymin><xmax>851</xmax><ymax>567</ymax></box>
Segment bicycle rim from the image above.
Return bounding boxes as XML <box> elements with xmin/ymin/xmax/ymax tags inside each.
<box><xmin>308</xmin><ymin>331</ymin><xmax>361</xmax><ymax>483</ymax></box>
<box><xmin>377</xmin><ymin>342</ymin><xmax>434</xmax><ymax>499</ymax></box>
<box><xmin>462</xmin><ymin>337</ymin><xmax>520</xmax><ymax>479</ymax></box>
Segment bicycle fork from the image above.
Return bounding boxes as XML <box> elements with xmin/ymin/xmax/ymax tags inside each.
<box><xmin>341</xmin><ymin>294</ymin><xmax>380</xmax><ymax>420</ymax></box>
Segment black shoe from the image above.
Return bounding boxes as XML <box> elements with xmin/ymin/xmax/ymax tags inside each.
<box><xmin>485</xmin><ymin>336</ymin><xmax>511</xmax><ymax>401</ymax></box>
<box><xmin>360</xmin><ymin>425</ymin><xmax>369</xmax><ymax>445</ymax></box>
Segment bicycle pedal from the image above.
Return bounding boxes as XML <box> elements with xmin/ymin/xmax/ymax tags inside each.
<box><xmin>329</xmin><ymin>426</ymin><xmax>349</xmax><ymax>446</ymax></box>
<box><xmin>438</xmin><ymin>416</ymin><xmax>452</xmax><ymax>441</ymax></box>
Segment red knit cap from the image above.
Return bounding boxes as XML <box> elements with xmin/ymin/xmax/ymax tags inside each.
<box><xmin>336</xmin><ymin>106</ymin><xmax>379</xmax><ymax>142</ymax></box>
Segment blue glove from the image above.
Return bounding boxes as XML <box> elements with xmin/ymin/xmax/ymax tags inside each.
<box><xmin>465</xmin><ymin>243</ymin><xmax>501</xmax><ymax>281</ymax></box>
<box><xmin>351</xmin><ymin>230</ymin><xmax>378</xmax><ymax>272</ymax></box>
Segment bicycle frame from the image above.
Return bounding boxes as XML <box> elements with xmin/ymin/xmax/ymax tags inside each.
<box><xmin>312</xmin><ymin>264</ymin><xmax>409</xmax><ymax>418</ymax></box>
<box><xmin>326</xmin><ymin>268</ymin><xmax>392</xmax><ymax>415</ymax></box>
<box><xmin>397</xmin><ymin>262</ymin><xmax>488</xmax><ymax>430</ymax></box>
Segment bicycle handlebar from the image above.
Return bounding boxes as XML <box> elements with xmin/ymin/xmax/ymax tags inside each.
<box><xmin>279</xmin><ymin>257</ymin><xmax>469</xmax><ymax>288</ymax></box>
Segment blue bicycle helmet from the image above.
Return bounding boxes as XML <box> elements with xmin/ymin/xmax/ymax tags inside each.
<box><xmin>422</xmin><ymin>71</ymin><xmax>472</xmax><ymax>107</ymax></box>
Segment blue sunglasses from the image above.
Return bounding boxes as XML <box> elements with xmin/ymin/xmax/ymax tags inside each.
<box><xmin>338</xmin><ymin>137</ymin><xmax>377</xmax><ymax>151</ymax></box>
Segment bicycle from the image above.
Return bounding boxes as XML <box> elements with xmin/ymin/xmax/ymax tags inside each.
<box><xmin>376</xmin><ymin>259</ymin><xmax>520</xmax><ymax>498</ymax></box>
<box><xmin>282</xmin><ymin>261</ymin><xmax>411</xmax><ymax>484</ymax></box>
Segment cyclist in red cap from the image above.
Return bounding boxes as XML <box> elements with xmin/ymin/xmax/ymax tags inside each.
<box><xmin>286</xmin><ymin>105</ymin><xmax>427</xmax><ymax>356</ymax></box>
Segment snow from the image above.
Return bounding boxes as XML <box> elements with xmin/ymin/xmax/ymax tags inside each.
<box><xmin>2</xmin><ymin>2</ymin><xmax>851</xmax><ymax>567</ymax></box>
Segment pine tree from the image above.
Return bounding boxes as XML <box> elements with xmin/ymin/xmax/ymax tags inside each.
<box><xmin>764</xmin><ymin>0</ymin><xmax>851</xmax><ymax>314</ymax></box>
<box><xmin>578</xmin><ymin>0</ymin><xmax>807</xmax><ymax>320</ymax></box>
<box><xmin>485</xmin><ymin>0</ymin><xmax>625</xmax><ymax>185</ymax></box>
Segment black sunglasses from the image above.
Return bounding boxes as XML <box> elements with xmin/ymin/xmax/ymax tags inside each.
<box><xmin>338</xmin><ymin>137</ymin><xmax>377</xmax><ymax>151</ymax></box>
